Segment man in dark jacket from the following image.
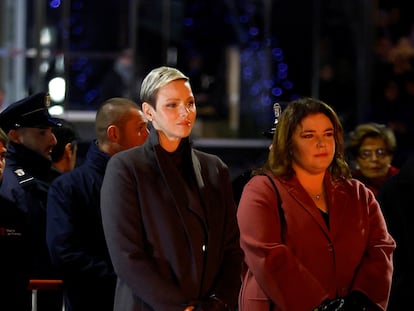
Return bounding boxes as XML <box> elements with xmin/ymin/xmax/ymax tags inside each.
<box><xmin>46</xmin><ymin>97</ymin><xmax>148</xmax><ymax>311</ymax></box>
<box><xmin>0</xmin><ymin>92</ymin><xmax>62</xmax><ymax>311</ymax></box>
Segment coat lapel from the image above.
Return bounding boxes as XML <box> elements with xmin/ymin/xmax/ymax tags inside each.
<box><xmin>282</xmin><ymin>176</ymin><xmax>331</xmax><ymax>237</ymax></box>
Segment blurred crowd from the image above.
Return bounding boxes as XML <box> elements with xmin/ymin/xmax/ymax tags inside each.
<box><xmin>370</xmin><ymin>2</ymin><xmax>414</xmax><ymax>166</ymax></box>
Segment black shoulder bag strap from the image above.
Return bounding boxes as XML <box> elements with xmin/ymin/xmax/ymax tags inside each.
<box><xmin>263</xmin><ymin>174</ymin><xmax>285</xmax><ymax>243</ymax></box>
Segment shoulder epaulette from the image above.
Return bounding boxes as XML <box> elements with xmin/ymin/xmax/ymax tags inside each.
<box><xmin>13</xmin><ymin>168</ymin><xmax>35</xmax><ymax>186</ymax></box>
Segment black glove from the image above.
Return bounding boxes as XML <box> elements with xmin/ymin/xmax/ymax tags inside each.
<box><xmin>191</xmin><ymin>295</ymin><xmax>229</xmax><ymax>311</ymax></box>
<box><xmin>314</xmin><ymin>298</ymin><xmax>345</xmax><ymax>311</ymax></box>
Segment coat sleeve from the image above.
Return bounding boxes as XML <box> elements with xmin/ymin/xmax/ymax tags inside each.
<box><xmin>350</xmin><ymin>183</ymin><xmax>396</xmax><ymax>310</ymax></box>
<box><xmin>237</xmin><ymin>175</ymin><xmax>329</xmax><ymax>311</ymax></box>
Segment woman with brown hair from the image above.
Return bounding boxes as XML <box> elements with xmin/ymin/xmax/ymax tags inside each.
<box><xmin>237</xmin><ymin>97</ymin><xmax>395</xmax><ymax>311</ymax></box>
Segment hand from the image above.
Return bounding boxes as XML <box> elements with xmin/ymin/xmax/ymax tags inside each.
<box><xmin>314</xmin><ymin>298</ymin><xmax>345</xmax><ymax>311</ymax></box>
<box><xmin>190</xmin><ymin>295</ymin><xmax>229</xmax><ymax>311</ymax></box>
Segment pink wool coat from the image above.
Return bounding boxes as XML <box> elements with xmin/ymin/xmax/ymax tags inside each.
<box><xmin>237</xmin><ymin>173</ymin><xmax>395</xmax><ymax>311</ymax></box>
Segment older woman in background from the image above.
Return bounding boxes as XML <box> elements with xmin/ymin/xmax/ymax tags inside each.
<box><xmin>347</xmin><ymin>122</ymin><xmax>399</xmax><ymax>196</ymax></box>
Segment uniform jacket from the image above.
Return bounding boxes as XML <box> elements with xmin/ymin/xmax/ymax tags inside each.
<box><xmin>377</xmin><ymin>157</ymin><xmax>414</xmax><ymax>311</ymax></box>
<box><xmin>46</xmin><ymin>141</ymin><xmax>116</xmax><ymax>311</ymax></box>
<box><xmin>0</xmin><ymin>194</ymin><xmax>31</xmax><ymax>311</ymax></box>
<box><xmin>100</xmin><ymin>130</ymin><xmax>243</xmax><ymax>311</ymax></box>
<box><xmin>0</xmin><ymin>142</ymin><xmax>57</xmax><ymax>278</ymax></box>
<box><xmin>237</xmin><ymin>173</ymin><xmax>395</xmax><ymax>311</ymax></box>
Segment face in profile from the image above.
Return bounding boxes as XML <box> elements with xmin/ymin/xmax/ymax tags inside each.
<box><xmin>356</xmin><ymin>136</ymin><xmax>393</xmax><ymax>179</ymax></box>
<box><xmin>145</xmin><ymin>79</ymin><xmax>196</xmax><ymax>142</ymax></box>
<box><xmin>12</xmin><ymin>127</ymin><xmax>57</xmax><ymax>160</ymax></box>
<box><xmin>117</xmin><ymin>109</ymin><xmax>149</xmax><ymax>150</ymax></box>
<box><xmin>291</xmin><ymin>113</ymin><xmax>336</xmax><ymax>175</ymax></box>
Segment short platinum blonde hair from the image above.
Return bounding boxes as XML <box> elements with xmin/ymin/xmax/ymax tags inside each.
<box><xmin>140</xmin><ymin>66</ymin><xmax>189</xmax><ymax>109</ymax></box>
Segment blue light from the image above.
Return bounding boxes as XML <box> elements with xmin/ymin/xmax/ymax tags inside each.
<box><xmin>76</xmin><ymin>73</ymin><xmax>87</xmax><ymax>87</ymax></box>
<box><xmin>278</xmin><ymin>62</ymin><xmax>288</xmax><ymax>72</ymax></box>
<box><xmin>275</xmin><ymin>54</ymin><xmax>284</xmax><ymax>62</ymax></box>
<box><xmin>49</xmin><ymin>0</ymin><xmax>61</xmax><ymax>9</ymax></box>
<box><xmin>183</xmin><ymin>18</ymin><xmax>193</xmax><ymax>27</ymax></box>
<box><xmin>241</xmin><ymin>49</ymin><xmax>253</xmax><ymax>61</ymax></box>
<box><xmin>262</xmin><ymin>96</ymin><xmax>272</xmax><ymax>106</ymax></box>
<box><xmin>263</xmin><ymin>79</ymin><xmax>274</xmax><ymax>88</ymax></box>
<box><xmin>249</xmin><ymin>83</ymin><xmax>261</xmax><ymax>96</ymax></box>
<box><xmin>249</xmin><ymin>27</ymin><xmax>259</xmax><ymax>37</ymax></box>
<box><xmin>278</xmin><ymin>71</ymin><xmax>287</xmax><ymax>79</ymax></box>
<box><xmin>242</xmin><ymin>67</ymin><xmax>253</xmax><ymax>80</ymax></box>
<box><xmin>283</xmin><ymin>80</ymin><xmax>293</xmax><ymax>89</ymax></box>
<box><xmin>239</xmin><ymin>15</ymin><xmax>249</xmax><ymax>23</ymax></box>
<box><xmin>84</xmin><ymin>89</ymin><xmax>98</xmax><ymax>103</ymax></box>
<box><xmin>257</xmin><ymin>50</ymin><xmax>265</xmax><ymax>60</ymax></box>
<box><xmin>272</xmin><ymin>87</ymin><xmax>283</xmax><ymax>96</ymax></box>
<box><xmin>272</xmin><ymin>48</ymin><xmax>283</xmax><ymax>57</ymax></box>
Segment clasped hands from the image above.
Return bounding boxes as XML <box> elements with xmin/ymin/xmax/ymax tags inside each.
<box><xmin>183</xmin><ymin>295</ymin><xmax>229</xmax><ymax>311</ymax></box>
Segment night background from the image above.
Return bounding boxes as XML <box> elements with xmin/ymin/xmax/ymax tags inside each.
<box><xmin>1</xmin><ymin>0</ymin><xmax>414</xmax><ymax>170</ymax></box>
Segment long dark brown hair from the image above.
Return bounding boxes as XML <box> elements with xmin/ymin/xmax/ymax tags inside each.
<box><xmin>256</xmin><ymin>97</ymin><xmax>351</xmax><ymax>180</ymax></box>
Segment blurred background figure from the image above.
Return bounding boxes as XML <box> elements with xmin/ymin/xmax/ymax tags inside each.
<box><xmin>0</xmin><ymin>85</ymin><xmax>8</xmax><ymax>112</ymax></box>
<box><xmin>99</xmin><ymin>48</ymin><xmax>140</xmax><ymax>102</ymax></box>
<box><xmin>346</xmin><ymin>122</ymin><xmax>399</xmax><ymax>197</ymax></box>
<box><xmin>51</xmin><ymin>118</ymin><xmax>79</xmax><ymax>177</ymax></box>
<box><xmin>377</xmin><ymin>156</ymin><xmax>414</xmax><ymax>311</ymax></box>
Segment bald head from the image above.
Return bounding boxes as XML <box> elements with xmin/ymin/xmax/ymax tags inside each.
<box><xmin>95</xmin><ymin>97</ymin><xmax>148</xmax><ymax>154</ymax></box>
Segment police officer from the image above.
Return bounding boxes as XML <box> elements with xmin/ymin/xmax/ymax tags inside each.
<box><xmin>0</xmin><ymin>127</ymin><xmax>31</xmax><ymax>311</ymax></box>
<box><xmin>0</xmin><ymin>92</ymin><xmax>63</xmax><ymax>311</ymax></box>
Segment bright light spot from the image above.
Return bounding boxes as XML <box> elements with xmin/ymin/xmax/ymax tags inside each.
<box><xmin>40</xmin><ymin>27</ymin><xmax>52</xmax><ymax>46</ymax></box>
<box><xmin>40</xmin><ymin>61</ymin><xmax>50</xmax><ymax>73</ymax></box>
<box><xmin>48</xmin><ymin>77</ymin><xmax>66</xmax><ymax>103</ymax></box>
<box><xmin>49</xmin><ymin>0</ymin><xmax>61</xmax><ymax>9</ymax></box>
<box><xmin>48</xmin><ymin>105</ymin><xmax>64</xmax><ymax>116</ymax></box>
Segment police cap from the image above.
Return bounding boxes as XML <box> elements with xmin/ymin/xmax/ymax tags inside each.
<box><xmin>0</xmin><ymin>92</ymin><xmax>61</xmax><ymax>133</ymax></box>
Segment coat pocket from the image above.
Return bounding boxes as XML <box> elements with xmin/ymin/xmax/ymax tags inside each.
<box><xmin>239</xmin><ymin>269</ymin><xmax>274</xmax><ymax>311</ymax></box>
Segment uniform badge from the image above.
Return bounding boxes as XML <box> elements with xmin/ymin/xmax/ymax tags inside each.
<box><xmin>14</xmin><ymin>169</ymin><xmax>25</xmax><ymax>177</ymax></box>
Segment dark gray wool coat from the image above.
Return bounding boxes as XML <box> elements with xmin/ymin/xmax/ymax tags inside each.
<box><xmin>101</xmin><ymin>129</ymin><xmax>243</xmax><ymax>311</ymax></box>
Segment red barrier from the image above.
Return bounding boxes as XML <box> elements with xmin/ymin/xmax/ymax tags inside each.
<box><xmin>28</xmin><ymin>279</ymin><xmax>65</xmax><ymax>311</ymax></box>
